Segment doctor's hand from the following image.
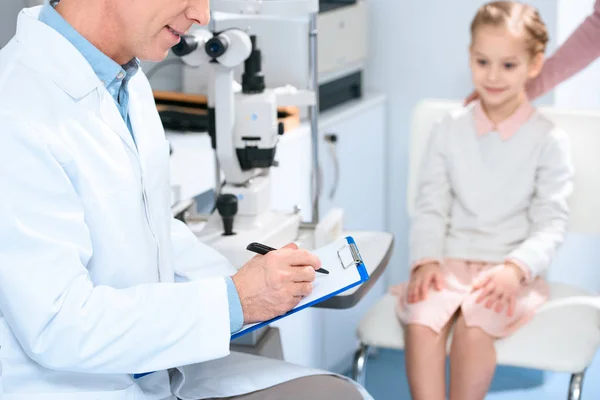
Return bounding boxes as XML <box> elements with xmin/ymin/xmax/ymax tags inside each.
<box><xmin>231</xmin><ymin>243</ymin><xmax>322</xmax><ymax>324</ymax></box>
<box><xmin>464</xmin><ymin>90</ymin><xmax>479</xmax><ymax>105</ymax></box>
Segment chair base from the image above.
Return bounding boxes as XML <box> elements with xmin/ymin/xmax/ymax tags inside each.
<box><xmin>351</xmin><ymin>343</ymin><xmax>369</xmax><ymax>387</ymax></box>
<box><xmin>569</xmin><ymin>371</ymin><xmax>585</xmax><ymax>400</ymax></box>
<box><xmin>351</xmin><ymin>342</ymin><xmax>587</xmax><ymax>399</ymax></box>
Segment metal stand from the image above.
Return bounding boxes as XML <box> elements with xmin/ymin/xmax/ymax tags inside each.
<box><xmin>351</xmin><ymin>343</ymin><xmax>369</xmax><ymax>387</ymax></box>
<box><xmin>568</xmin><ymin>371</ymin><xmax>585</xmax><ymax>400</ymax></box>
<box><xmin>308</xmin><ymin>11</ymin><xmax>320</xmax><ymax>224</ymax></box>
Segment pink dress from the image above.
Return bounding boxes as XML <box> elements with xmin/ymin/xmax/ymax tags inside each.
<box><xmin>392</xmin><ymin>259</ymin><xmax>549</xmax><ymax>338</ymax></box>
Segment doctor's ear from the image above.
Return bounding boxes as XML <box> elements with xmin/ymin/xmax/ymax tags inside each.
<box><xmin>528</xmin><ymin>52</ymin><xmax>544</xmax><ymax>79</ymax></box>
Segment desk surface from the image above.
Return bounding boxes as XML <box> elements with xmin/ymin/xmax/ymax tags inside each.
<box><xmin>186</xmin><ymin>219</ymin><xmax>394</xmax><ymax>311</ymax></box>
<box><xmin>297</xmin><ymin>230</ymin><xmax>394</xmax><ymax>309</ymax></box>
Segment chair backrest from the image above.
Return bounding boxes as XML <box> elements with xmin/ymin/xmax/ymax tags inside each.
<box><xmin>407</xmin><ymin>99</ymin><xmax>600</xmax><ymax>235</ymax></box>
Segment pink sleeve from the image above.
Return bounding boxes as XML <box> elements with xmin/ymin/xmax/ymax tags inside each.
<box><xmin>527</xmin><ymin>0</ymin><xmax>600</xmax><ymax>100</ymax></box>
<box><xmin>505</xmin><ymin>257</ymin><xmax>532</xmax><ymax>284</ymax></box>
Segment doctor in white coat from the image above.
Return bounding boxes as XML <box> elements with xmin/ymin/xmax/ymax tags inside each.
<box><xmin>0</xmin><ymin>0</ymin><xmax>372</xmax><ymax>399</ymax></box>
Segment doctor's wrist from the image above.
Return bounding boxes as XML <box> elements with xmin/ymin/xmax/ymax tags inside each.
<box><xmin>225</xmin><ymin>276</ymin><xmax>244</xmax><ymax>333</ymax></box>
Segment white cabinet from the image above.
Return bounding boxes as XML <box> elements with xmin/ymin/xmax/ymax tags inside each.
<box><xmin>316</xmin><ymin>94</ymin><xmax>387</xmax><ymax>372</ymax></box>
<box><xmin>270</xmin><ymin>93</ymin><xmax>386</xmax><ymax>231</ymax></box>
<box><xmin>271</xmin><ymin>94</ymin><xmax>388</xmax><ymax>373</ymax></box>
<box><xmin>270</xmin><ymin>125</ymin><xmax>313</xmax><ymax>223</ymax></box>
<box><xmin>317</xmin><ymin>93</ymin><xmax>386</xmax><ymax>231</ymax></box>
<box><xmin>168</xmin><ymin>93</ymin><xmax>388</xmax><ymax>373</ymax></box>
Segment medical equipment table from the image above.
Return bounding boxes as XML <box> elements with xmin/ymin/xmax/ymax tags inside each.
<box><xmin>226</xmin><ymin>227</ymin><xmax>393</xmax><ymax>367</ymax></box>
<box><xmin>166</xmin><ymin>94</ymin><xmax>390</xmax><ymax>368</ymax></box>
<box><xmin>182</xmin><ymin>217</ymin><xmax>394</xmax><ymax>310</ymax></box>
<box><xmin>295</xmin><ymin>228</ymin><xmax>393</xmax><ymax>309</ymax></box>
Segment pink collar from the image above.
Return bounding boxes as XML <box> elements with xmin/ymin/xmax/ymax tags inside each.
<box><xmin>473</xmin><ymin>100</ymin><xmax>534</xmax><ymax>140</ymax></box>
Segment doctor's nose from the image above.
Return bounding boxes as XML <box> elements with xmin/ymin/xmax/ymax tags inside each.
<box><xmin>186</xmin><ymin>0</ymin><xmax>211</xmax><ymax>26</ymax></box>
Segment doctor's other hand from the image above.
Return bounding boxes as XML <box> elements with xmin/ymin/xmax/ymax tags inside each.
<box><xmin>407</xmin><ymin>262</ymin><xmax>445</xmax><ymax>304</ymax></box>
<box><xmin>232</xmin><ymin>243</ymin><xmax>322</xmax><ymax>324</ymax></box>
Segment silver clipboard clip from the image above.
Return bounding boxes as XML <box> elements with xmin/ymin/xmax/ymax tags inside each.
<box><xmin>337</xmin><ymin>242</ymin><xmax>363</xmax><ymax>269</ymax></box>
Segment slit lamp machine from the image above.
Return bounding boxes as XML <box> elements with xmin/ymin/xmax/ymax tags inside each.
<box><xmin>171</xmin><ymin>0</ymin><xmax>322</xmax><ymax>268</ymax></box>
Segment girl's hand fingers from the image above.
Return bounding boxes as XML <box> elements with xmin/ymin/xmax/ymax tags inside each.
<box><xmin>419</xmin><ymin>273</ymin><xmax>433</xmax><ymax>301</ymax></box>
<box><xmin>407</xmin><ymin>280</ymin><xmax>418</xmax><ymax>304</ymax></box>
<box><xmin>473</xmin><ymin>273</ymin><xmax>492</xmax><ymax>290</ymax></box>
<box><xmin>476</xmin><ymin>282</ymin><xmax>496</xmax><ymax>303</ymax></box>
<box><xmin>507</xmin><ymin>295</ymin><xmax>516</xmax><ymax>317</ymax></box>
<box><xmin>494</xmin><ymin>293</ymin><xmax>506</xmax><ymax>313</ymax></box>
<box><xmin>433</xmin><ymin>272</ymin><xmax>445</xmax><ymax>291</ymax></box>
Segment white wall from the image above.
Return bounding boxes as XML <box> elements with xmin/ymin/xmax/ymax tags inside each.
<box><xmin>364</xmin><ymin>0</ymin><xmax>559</xmax><ymax>285</ymax></box>
<box><xmin>0</xmin><ymin>0</ymin><xmax>26</xmax><ymax>48</ymax></box>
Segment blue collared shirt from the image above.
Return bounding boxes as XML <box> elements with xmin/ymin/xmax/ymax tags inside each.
<box><xmin>39</xmin><ymin>1</ymin><xmax>243</xmax><ymax>334</ymax></box>
<box><xmin>40</xmin><ymin>0</ymin><xmax>137</xmax><ymax>137</ymax></box>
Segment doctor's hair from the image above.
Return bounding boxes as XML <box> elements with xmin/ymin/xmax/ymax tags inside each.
<box><xmin>470</xmin><ymin>1</ymin><xmax>549</xmax><ymax>57</ymax></box>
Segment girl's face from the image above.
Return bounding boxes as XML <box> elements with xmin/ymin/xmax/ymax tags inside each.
<box><xmin>469</xmin><ymin>25</ymin><xmax>543</xmax><ymax>108</ymax></box>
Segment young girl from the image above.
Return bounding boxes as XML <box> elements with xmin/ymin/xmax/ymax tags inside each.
<box><xmin>391</xmin><ymin>2</ymin><xmax>574</xmax><ymax>399</ymax></box>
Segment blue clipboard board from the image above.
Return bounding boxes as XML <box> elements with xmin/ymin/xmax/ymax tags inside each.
<box><xmin>134</xmin><ymin>236</ymin><xmax>368</xmax><ymax>379</ymax></box>
<box><xmin>230</xmin><ymin>235</ymin><xmax>369</xmax><ymax>340</ymax></box>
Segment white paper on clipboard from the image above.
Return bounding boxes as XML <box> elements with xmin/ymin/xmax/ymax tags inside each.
<box><xmin>231</xmin><ymin>236</ymin><xmax>369</xmax><ymax>339</ymax></box>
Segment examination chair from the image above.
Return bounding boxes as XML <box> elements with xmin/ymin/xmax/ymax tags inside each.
<box><xmin>352</xmin><ymin>99</ymin><xmax>600</xmax><ymax>399</ymax></box>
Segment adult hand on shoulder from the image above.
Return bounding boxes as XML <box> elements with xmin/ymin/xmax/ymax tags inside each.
<box><xmin>407</xmin><ymin>263</ymin><xmax>445</xmax><ymax>304</ymax></box>
<box><xmin>472</xmin><ymin>263</ymin><xmax>525</xmax><ymax>317</ymax></box>
<box><xmin>232</xmin><ymin>243</ymin><xmax>321</xmax><ymax>324</ymax></box>
<box><xmin>464</xmin><ymin>89</ymin><xmax>479</xmax><ymax>106</ymax></box>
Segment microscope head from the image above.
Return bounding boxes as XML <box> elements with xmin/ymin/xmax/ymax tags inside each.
<box><xmin>171</xmin><ymin>27</ymin><xmax>282</xmax><ymax>198</ymax></box>
<box><xmin>173</xmin><ymin>28</ymin><xmax>252</xmax><ymax>68</ymax></box>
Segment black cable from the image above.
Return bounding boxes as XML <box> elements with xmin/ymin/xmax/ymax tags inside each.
<box><xmin>324</xmin><ymin>134</ymin><xmax>339</xmax><ymax>200</ymax></box>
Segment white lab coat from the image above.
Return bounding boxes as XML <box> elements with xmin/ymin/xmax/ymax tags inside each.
<box><xmin>0</xmin><ymin>7</ymin><xmax>372</xmax><ymax>400</ymax></box>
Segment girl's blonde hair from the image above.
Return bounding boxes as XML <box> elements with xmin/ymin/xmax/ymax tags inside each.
<box><xmin>470</xmin><ymin>1</ymin><xmax>549</xmax><ymax>56</ymax></box>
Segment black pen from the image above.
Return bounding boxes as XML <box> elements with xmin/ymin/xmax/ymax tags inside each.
<box><xmin>246</xmin><ymin>242</ymin><xmax>329</xmax><ymax>274</ymax></box>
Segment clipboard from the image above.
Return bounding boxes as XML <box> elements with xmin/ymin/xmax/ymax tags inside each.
<box><xmin>231</xmin><ymin>235</ymin><xmax>369</xmax><ymax>340</ymax></box>
<box><xmin>133</xmin><ymin>236</ymin><xmax>367</xmax><ymax>379</ymax></box>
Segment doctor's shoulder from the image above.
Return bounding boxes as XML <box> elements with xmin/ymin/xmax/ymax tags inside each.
<box><xmin>0</xmin><ymin>71</ymin><xmax>62</xmax><ymax>123</ymax></box>
<box><xmin>0</xmin><ymin>64</ymin><xmax>79</xmax><ymax>141</ymax></box>
<box><xmin>0</xmin><ymin>72</ymin><xmax>74</xmax><ymax>170</ymax></box>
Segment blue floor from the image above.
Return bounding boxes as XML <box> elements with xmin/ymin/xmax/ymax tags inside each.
<box><xmin>349</xmin><ymin>348</ymin><xmax>600</xmax><ymax>399</ymax></box>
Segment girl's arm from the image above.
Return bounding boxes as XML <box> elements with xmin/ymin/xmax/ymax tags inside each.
<box><xmin>506</xmin><ymin>129</ymin><xmax>574</xmax><ymax>281</ymax></box>
<box><xmin>527</xmin><ymin>0</ymin><xmax>600</xmax><ymax>100</ymax></box>
<box><xmin>409</xmin><ymin>120</ymin><xmax>453</xmax><ymax>271</ymax></box>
